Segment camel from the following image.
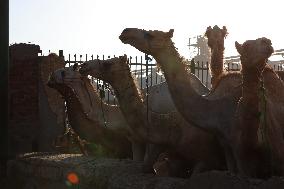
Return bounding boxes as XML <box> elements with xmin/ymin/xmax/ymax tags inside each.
<box><xmin>119</xmin><ymin>28</ymin><xmax>241</xmax><ymax>171</ymax></box>
<box><xmin>234</xmin><ymin>38</ymin><xmax>284</xmax><ymax>177</ymax></box>
<box><xmin>79</xmin><ymin>55</ymin><xmax>227</xmax><ymax>177</ymax></box>
<box><xmin>119</xmin><ymin>28</ymin><xmax>284</xmax><ymax>178</ymax></box>
<box><xmin>205</xmin><ymin>25</ymin><xmax>284</xmax><ymax>87</ymax></box>
<box><xmin>47</xmin><ymin>65</ymin><xmax>141</xmax><ymax>159</ymax></box>
<box><xmin>47</xmin><ymin>65</ymin><xmax>189</xmax><ymax>174</ymax></box>
<box><xmin>205</xmin><ymin>25</ymin><xmax>228</xmax><ymax>88</ymax></box>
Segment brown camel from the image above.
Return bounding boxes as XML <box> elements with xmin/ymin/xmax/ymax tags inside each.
<box><xmin>119</xmin><ymin>28</ymin><xmax>284</xmax><ymax>178</ymax></box>
<box><xmin>47</xmin><ymin>65</ymin><xmax>142</xmax><ymax>159</ymax></box>
<box><xmin>48</xmin><ymin>65</ymin><xmax>187</xmax><ymax>174</ymax></box>
<box><xmin>80</xmin><ymin>55</ymin><xmax>227</xmax><ymax>177</ymax></box>
<box><xmin>234</xmin><ymin>38</ymin><xmax>284</xmax><ymax>177</ymax></box>
<box><xmin>119</xmin><ymin>28</ymin><xmax>241</xmax><ymax>171</ymax></box>
<box><xmin>119</xmin><ymin>28</ymin><xmax>241</xmax><ymax>136</ymax></box>
<box><xmin>205</xmin><ymin>25</ymin><xmax>228</xmax><ymax>88</ymax></box>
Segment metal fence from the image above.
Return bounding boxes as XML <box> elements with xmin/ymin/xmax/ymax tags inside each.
<box><xmin>62</xmin><ymin>52</ymin><xmax>165</xmax><ymax>105</ymax></box>
<box><xmin>61</xmin><ymin>51</ymin><xmax>284</xmax><ymax>105</ymax></box>
<box><xmin>189</xmin><ymin>59</ymin><xmax>241</xmax><ymax>88</ymax></box>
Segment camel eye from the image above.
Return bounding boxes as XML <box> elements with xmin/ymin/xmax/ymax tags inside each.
<box><xmin>61</xmin><ymin>71</ymin><xmax>65</xmax><ymax>78</ymax></box>
<box><xmin>144</xmin><ymin>32</ymin><xmax>153</xmax><ymax>40</ymax></box>
<box><xmin>122</xmin><ymin>28</ymin><xmax>130</xmax><ymax>33</ymax></box>
<box><xmin>73</xmin><ymin>63</ymin><xmax>78</xmax><ymax>71</ymax></box>
<box><xmin>104</xmin><ymin>62</ymin><xmax>112</xmax><ymax>70</ymax></box>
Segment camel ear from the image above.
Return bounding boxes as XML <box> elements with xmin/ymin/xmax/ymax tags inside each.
<box><xmin>205</xmin><ymin>26</ymin><xmax>212</xmax><ymax>37</ymax></box>
<box><xmin>120</xmin><ymin>54</ymin><xmax>127</xmax><ymax>62</ymax></box>
<box><xmin>235</xmin><ymin>41</ymin><xmax>243</xmax><ymax>55</ymax></box>
<box><xmin>167</xmin><ymin>29</ymin><xmax>174</xmax><ymax>38</ymax></box>
<box><xmin>73</xmin><ymin>63</ymin><xmax>79</xmax><ymax>71</ymax></box>
<box><xmin>222</xmin><ymin>26</ymin><xmax>228</xmax><ymax>38</ymax></box>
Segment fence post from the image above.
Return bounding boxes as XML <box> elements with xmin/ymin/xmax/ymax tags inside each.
<box><xmin>59</xmin><ymin>50</ymin><xmax>64</xmax><ymax>57</ymax></box>
<box><xmin>145</xmin><ymin>54</ymin><xmax>150</xmax><ymax>125</ymax></box>
<box><xmin>190</xmin><ymin>58</ymin><xmax>195</xmax><ymax>74</ymax></box>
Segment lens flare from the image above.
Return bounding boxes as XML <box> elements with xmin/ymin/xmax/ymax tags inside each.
<box><xmin>67</xmin><ymin>172</ymin><xmax>79</xmax><ymax>184</ymax></box>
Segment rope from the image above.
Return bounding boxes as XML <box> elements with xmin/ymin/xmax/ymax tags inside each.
<box><xmin>99</xmin><ymin>87</ymin><xmax>107</xmax><ymax>127</ymax></box>
<box><xmin>100</xmin><ymin>98</ymin><xmax>107</xmax><ymax>127</ymax></box>
<box><xmin>258</xmin><ymin>73</ymin><xmax>273</xmax><ymax>174</ymax></box>
<box><xmin>258</xmin><ymin>75</ymin><xmax>267</xmax><ymax>145</ymax></box>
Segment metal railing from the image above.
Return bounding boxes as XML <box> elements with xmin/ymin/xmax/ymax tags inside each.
<box><xmin>60</xmin><ymin>51</ymin><xmax>284</xmax><ymax>105</ymax></box>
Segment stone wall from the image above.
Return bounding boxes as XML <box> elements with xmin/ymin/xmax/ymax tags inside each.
<box><xmin>5</xmin><ymin>153</ymin><xmax>284</xmax><ymax>189</ymax></box>
<box><xmin>38</xmin><ymin>54</ymin><xmax>66</xmax><ymax>151</ymax></box>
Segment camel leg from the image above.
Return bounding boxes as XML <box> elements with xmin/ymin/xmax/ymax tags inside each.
<box><xmin>131</xmin><ymin>141</ymin><xmax>146</xmax><ymax>161</ymax></box>
<box><xmin>167</xmin><ymin>157</ymin><xmax>189</xmax><ymax>178</ymax></box>
<box><xmin>143</xmin><ymin>144</ymin><xmax>165</xmax><ymax>173</ymax></box>
<box><xmin>151</xmin><ymin>149</ymin><xmax>190</xmax><ymax>178</ymax></box>
<box><xmin>224</xmin><ymin>147</ymin><xmax>238</xmax><ymax>174</ymax></box>
<box><xmin>190</xmin><ymin>162</ymin><xmax>207</xmax><ymax>176</ymax></box>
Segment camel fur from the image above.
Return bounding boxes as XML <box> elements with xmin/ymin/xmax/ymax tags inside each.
<box><xmin>80</xmin><ymin>55</ymin><xmax>227</xmax><ymax>177</ymax></box>
<box><xmin>118</xmin><ymin>28</ymin><xmax>284</xmax><ymax>178</ymax></box>
<box><xmin>205</xmin><ymin>25</ymin><xmax>228</xmax><ymax>88</ymax></box>
<box><xmin>47</xmin><ymin>65</ymin><xmax>141</xmax><ymax>159</ymax></box>
<box><xmin>233</xmin><ymin>38</ymin><xmax>284</xmax><ymax>177</ymax></box>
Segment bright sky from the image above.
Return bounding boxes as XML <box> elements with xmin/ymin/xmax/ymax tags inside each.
<box><xmin>9</xmin><ymin>0</ymin><xmax>284</xmax><ymax>59</ymax></box>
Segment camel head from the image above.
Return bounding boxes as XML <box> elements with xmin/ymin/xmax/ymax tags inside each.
<box><xmin>47</xmin><ymin>63</ymin><xmax>82</xmax><ymax>93</ymax></box>
<box><xmin>80</xmin><ymin>55</ymin><xmax>130</xmax><ymax>84</ymax></box>
<box><xmin>119</xmin><ymin>28</ymin><xmax>174</xmax><ymax>56</ymax></box>
<box><xmin>48</xmin><ymin>64</ymin><xmax>96</xmax><ymax>117</ymax></box>
<box><xmin>235</xmin><ymin>37</ymin><xmax>274</xmax><ymax>70</ymax></box>
<box><xmin>205</xmin><ymin>25</ymin><xmax>228</xmax><ymax>50</ymax></box>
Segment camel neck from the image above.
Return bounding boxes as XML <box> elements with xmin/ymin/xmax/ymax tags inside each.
<box><xmin>110</xmin><ymin>72</ymin><xmax>175</xmax><ymax>145</ymax></box>
<box><xmin>210</xmin><ymin>47</ymin><xmax>224</xmax><ymax>77</ymax></box>
<box><xmin>65</xmin><ymin>89</ymin><xmax>130</xmax><ymax>155</ymax></box>
<box><xmin>239</xmin><ymin>63</ymin><xmax>266</xmax><ymax>150</ymax></box>
<box><xmin>155</xmin><ymin>45</ymin><xmax>228</xmax><ymax>134</ymax></box>
<box><xmin>64</xmin><ymin>89</ymin><xmax>106</xmax><ymax>142</ymax></box>
<box><xmin>242</xmin><ymin>68</ymin><xmax>262</xmax><ymax>103</ymax></box>
<box><xmin>112</xmin><ymin>74</ymin><xmax>145</xmax><ymax>110</ymax></box>
<box><xmin>111</xmin><ymin>73</ymin><xmax>150</xmax><ymax>139</ymax></box>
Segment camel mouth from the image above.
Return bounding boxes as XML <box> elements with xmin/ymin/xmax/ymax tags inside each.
<box><xmin>266</xmin><ymin>46</ymin><xmax>274</xmax><ymax>57</ymax></box>
<box><xmin>79</xmin><ymin>67</ymin><xmax>89</xmax><ymax>76</ymax></box>
<box><xmin>46</xmin><ymin>80</ymin><xmax>55</xmax><ymax>88</ymax></box>
<box><xmin>80</xmin><ymin>67</ymin><xmax>101</xmax><ymax>80</ymax></box>
<box><xmin>47</xmin><ymin>74</ymin><xmax>56</xmax><ymax>88</ymax></box>
<box><xmin>119</xmin><ymin>34</ymin><xmax>129</xmax><ymax>44</ymax></box>
<box><xmin>46</xmin><ymin>79</ymin><xmax>62</xmax><ymax>89</ymax></box>
<box><xmin>79</xmin><ymin>62</ymin><xmax>93</xmax><ymax>76</ymax></box>
<box><xmin>119</xmin><ymin>28</ymin><xmax>134</xmax><ymax>44</ymax></box>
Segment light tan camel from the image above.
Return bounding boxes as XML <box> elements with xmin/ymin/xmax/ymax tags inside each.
<box><xmin>205</xmin><ymin>25</ymin><xmax>228</xmax><ymax>88</ymax></box>
<box><xmin>80</xmin><ymin>55</ymin><xmax>227</xmax><ymax>177</ymax></box>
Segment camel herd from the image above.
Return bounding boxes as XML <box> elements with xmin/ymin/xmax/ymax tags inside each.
<box><xmin>47</xmin><ymin>26</ymin><xmax>284</xmax><ymax>179</ymax></box>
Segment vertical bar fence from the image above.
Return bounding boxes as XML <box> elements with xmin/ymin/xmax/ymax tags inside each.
<box><xmin>61</xmin><ymin>51</ymin><xmax>284</xmax><ymax>105</ymax></box>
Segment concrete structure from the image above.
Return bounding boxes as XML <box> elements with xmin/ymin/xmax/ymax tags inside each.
<box><xmin>9</xmin><ymin>44</ymin><xmax>65</xmax><ymax>157</ymax></box>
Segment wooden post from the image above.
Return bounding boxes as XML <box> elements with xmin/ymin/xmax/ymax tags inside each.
<box><xmin>0</xmin><ymin>0</ymin><xmax>9</xmax><ymax>176</ymax></box>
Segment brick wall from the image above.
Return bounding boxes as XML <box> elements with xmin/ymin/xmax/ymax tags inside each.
<box><xmin>9</xmin><ymin>44</ymin><xmax>41</xmax><ymax>155</ymax></box>
<box><xmin>9</xmin><ymin>43</ymin><xmax>65</xmax><ymax>156</ymax></box>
